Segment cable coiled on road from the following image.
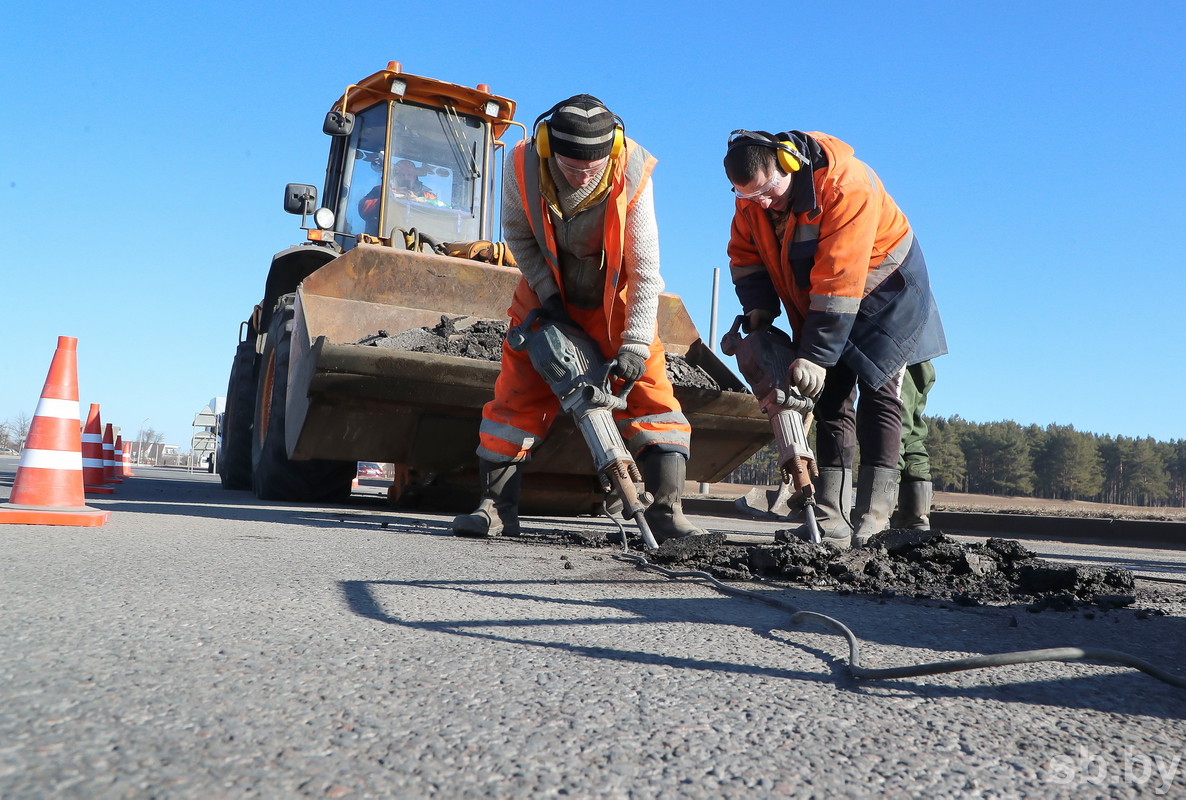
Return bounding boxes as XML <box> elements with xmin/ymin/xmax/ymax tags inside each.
<box><xmin>612</xmin><ymin>549</ymin><xmax>1186</xmax><ymax>690</ymax></box>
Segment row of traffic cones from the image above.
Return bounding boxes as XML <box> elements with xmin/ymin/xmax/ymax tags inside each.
<box><xmin>81</xmin><ymin>404</ymin><xmax>135</xmax><ymax>493</ymax></box>
<box><xmin>0</xmin><ymin>336</ymin><xmax>136</xmax><ymax>527</ymax></box>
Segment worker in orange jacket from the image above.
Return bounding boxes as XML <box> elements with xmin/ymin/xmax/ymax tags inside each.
<box><xmin>453</xmin><ymin>95</ymin><xmax>702</xmax><ymax>543</ymax></box>
<box><xmin>724</xmin><ymin>130</ymin><xmax>946</xmax><ymax>548</ymax></box>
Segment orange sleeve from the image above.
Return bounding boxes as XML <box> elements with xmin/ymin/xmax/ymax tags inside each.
<box><xmin>727</xmin><ymin>207</ymin><xmax>761</xmax><ymax>270</ymax></box>
<box><xmin>810</xmin><ymin>177</ymin><xmax>881</xmax><ymax>300</ymax></box>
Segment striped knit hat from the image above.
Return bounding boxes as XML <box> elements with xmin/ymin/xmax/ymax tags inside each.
<box><xmin>546</xmin><ymin>95</ymin><xmax>617</xmax><ymax>160</ymax></box>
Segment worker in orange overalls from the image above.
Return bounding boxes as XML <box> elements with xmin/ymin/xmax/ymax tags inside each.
<box><xmin>453</xmin><ymin>95</ymin><xmax>703</xmax><ymax>543</ymax></box>
<box><xmin>724</xmin><ymin>130</ymin><xmax>946</xmax><ymax>548</ymax></box>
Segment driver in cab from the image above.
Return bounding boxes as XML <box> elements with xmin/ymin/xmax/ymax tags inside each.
<box><xmin>359</xmin><ymin>156</ymin><xmax>440</xmax><ymax>224</ymax></box>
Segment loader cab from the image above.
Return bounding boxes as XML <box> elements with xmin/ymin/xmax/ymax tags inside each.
<box><xmin>313</xmin><ymin>65</ymin><xmax>517</xmax><ymax>253</ymax></box>
<box><xmin>329</xmin><ymin>101</ymin><xmax>490</xmax><ymax>247</ymax></box>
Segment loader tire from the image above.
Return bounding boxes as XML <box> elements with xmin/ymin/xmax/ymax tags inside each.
<box><xmin>218</xmin><ymin>339</ymin><xmax>257</xmax><ymax>490</ymax></box>
<box><xmin>251</xmin><ymin>295</ymin><xmax>355</xmax><ymax>503</ymax></box>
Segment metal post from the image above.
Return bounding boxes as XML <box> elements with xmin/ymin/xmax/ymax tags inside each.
<box><xmin>699</xmin><ymin>268</ymin><xmax>721</xmax><ymax>495</ymax></box>
<box><xmin>709</xmin><ymin>268</ymin><xmax>720</xmax><ymax>352</ymax></box>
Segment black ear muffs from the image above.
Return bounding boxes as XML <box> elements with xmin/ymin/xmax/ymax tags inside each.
<box><xmin>728</xmin><ymin>129</ymin><xmax>805</xmax><ymax>173</ymax></box>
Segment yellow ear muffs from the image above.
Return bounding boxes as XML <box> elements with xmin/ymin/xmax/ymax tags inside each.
<box><xmin>610</xmin><ymin>126</ymin><xmax>625</xmax><ymax>159</ymax></box>
<box><xmin>775</xmin><ymin>141</ymin><xmax>802</xmax><ymax>173</ymax></box>
<box><xmin>727</xmin><ymin>130</ymin><xmax>806</xmax><ymax>174</ymax></box>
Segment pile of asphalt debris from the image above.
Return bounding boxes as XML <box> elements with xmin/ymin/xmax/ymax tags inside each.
<box><xmin>358</xmin><ymin>316</ymin><xmax>508</xmax><ymax>361</ymax></box>
<box><xmin>358</xmin><ymin>316</ymin><xmax>721</xmax><ymax>390</ymax></box>
<box><xmin>569</xmin><ymin>528</ymin><xmax>1147</xmax><ymax>613</ymax></box>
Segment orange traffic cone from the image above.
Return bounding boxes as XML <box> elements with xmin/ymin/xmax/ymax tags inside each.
<box><xmin>0</xmin><ymin>337</ymin><xmax>109</xmax><ymax>526</ymax></box>
<box><xmin>116</xmin><ymin>434</ymin><xmax>136</xmax><ymax>478</ymax></box>
<box><xmin>102</xmin><ymin>423</ymin><xmax>122</xmax><ymax>484</ymax></box>
<box><xmin>82</xmin><ymin>403</ymin><xmax>114</xmax><ymax>494</ymax></box>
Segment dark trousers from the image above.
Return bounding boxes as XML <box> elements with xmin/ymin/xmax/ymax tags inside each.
<box><xmin>815</xmin><ymin>361</ymin><xmax>904</xmax><ymax>470</ymax></box>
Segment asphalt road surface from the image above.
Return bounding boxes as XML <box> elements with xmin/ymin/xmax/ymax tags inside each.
<box><xmin>3</xmin><ymin>458</ymin><xmax>1185</xmax><ymax>798</ymax></box>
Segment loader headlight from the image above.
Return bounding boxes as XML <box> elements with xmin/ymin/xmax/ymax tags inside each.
<box><xmin>313</xmin><ymin>207</ymin><xmax>335</xmax><ymax>230</ymax></box>
<box><xmin>484</xmin><ymin>100</ymin><xmax>500</xmax><ymax>117</ymax></box>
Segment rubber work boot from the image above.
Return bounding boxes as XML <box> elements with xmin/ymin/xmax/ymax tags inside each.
<box><xmin>776</xmin><ymin>467</ymin><xmax>854</xmax><ymax>548</ymax></box>
<box><xmin>852</xmin><ymin>466</ymin><xmax>901</xmax><ymax>548</ymax></box>
<box><xmin>895</xmin><ymin>480</ymin><xmax>933</xmax><ymax>530</ymax></box>
<box><xmin>452</xmin><ymin>459</ymin><xmax>522</xmax><ymax>538</ymax></box>
<box><xmin>642</xmin><ymin>451</ymin><xmax>707</xmax><ymax>543</ymax></box>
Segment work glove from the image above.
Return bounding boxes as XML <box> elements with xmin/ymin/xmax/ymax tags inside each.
<box><xmin>540</xmin><ymin>294</ymin><xmax>574</xmax><ymax>327</ymax></box>
<box><xmin>743</xmin><ymin>308</ymin><xmax>776</xmax><ymax>333</ymax></box>
<box><xmin>789</xmin><ymin>358</ymin><xmax>827</xmax><ymax>398</ymax></box>
<box><xmin>611</xmin><ymin>349</ymin><xmax>648</xmax><ymax>383</ymax></box>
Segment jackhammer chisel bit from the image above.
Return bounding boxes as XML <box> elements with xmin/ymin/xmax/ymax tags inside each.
<box><xmin>507</xmin><ymin>309</ymin><xmax>660</xmax><ymax>550</ymax></box>
<box><xmin>720</xmin><ymin>316</ymin><xmax>821</xmax><ymax>543</ymax></box>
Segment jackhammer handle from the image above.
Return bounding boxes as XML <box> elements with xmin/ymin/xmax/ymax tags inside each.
<box><xmin>508</xmin><ymin>305</ymin><xmax>586</xmax><ymax>351</ymax></box>
<box><xmin>505</xmin><ymin>309</ymin><xmax>542</xmax><ymax>351</ymax></box>
<box><xmin>728</xmin><ymin>313</ymin><xmax>779</xmax><ymax>336</ymax></box>
<box><xmin>604</xmin><ymin>357</ymin><xmax>636</xmax><ymax>402</ymax></box>
<box><xmin>719</xmin><ymin>315</ymin><xmax>747</xmax><ymax>357</ymax></box>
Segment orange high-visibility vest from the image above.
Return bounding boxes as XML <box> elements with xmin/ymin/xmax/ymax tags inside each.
<box><xmin>509</xmin><ymin>138</ymin><xmax>657</xmax><ymax>344</ymax></box>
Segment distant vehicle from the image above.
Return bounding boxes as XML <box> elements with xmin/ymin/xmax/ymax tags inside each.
<box><xmin>356</xmin><ymin>462</ymin><xmax>384</xmax><ymax>478</ymax></box>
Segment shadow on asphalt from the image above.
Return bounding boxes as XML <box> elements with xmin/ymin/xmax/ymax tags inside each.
<box><xmin>338</xmin><ymin>573</ymin><xmax>1186</xmax><ymax>717</ymax></box>
<box><xmin>7</xmin><ymin>461</ymin><xmax>1184</xmax><ymax>713</ymax></box>
<box><xmin>338</xmin><ymin>576</ymin><xmax>840</xmax><ymax>687</ymax></box>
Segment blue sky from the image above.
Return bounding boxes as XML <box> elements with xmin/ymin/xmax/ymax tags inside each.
<box><xmin>2</xmin><ymin>1</ymin><xmax>1183</xmax><ymax>447</ymax></box>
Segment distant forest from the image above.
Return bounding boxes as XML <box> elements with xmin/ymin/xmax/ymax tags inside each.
<box><xmin>726</xmin><ymin>416</ymin><xmax>1186</xmax><ymax>508</ymax></box>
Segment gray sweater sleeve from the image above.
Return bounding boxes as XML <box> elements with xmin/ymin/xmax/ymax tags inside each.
<box><xmin>501</xmin><ymin>163</ymin><xmax>560</xmax><ymax>305</ymax></box>
<box><xmin>619</xmin><ymin>180</ymin><xmax>663</xmax><ymax>357</ymax></box>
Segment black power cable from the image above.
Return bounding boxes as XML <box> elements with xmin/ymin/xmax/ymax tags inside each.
<box><xmin>606</xmin><ymin>539</ymin><xmax>1186</xmax><ymax>690</ymax></box>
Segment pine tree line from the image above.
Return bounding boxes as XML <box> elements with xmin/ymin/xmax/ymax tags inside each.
<box><xmin>726</xmin><ymin>416</ymin><xmax>1186</xmax><ymax>508</ymax></box>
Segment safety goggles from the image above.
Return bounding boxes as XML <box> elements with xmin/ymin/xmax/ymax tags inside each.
<box><xmin>555</xmin><ymin>156</ymin><xmax>609</xmax><ymax>178</ymax></box>
<box><xmin>732</xmin><ymin>171</ymin><xmax>785</xmax><ymax>201</ymax></box>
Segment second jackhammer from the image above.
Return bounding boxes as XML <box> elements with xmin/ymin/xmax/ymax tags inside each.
<box><xmin>507</xmin><ymin>309</ymin><xmax>660</xmax><ymax>550</ymax></box>
<box><xmin>719</xmin><ymin>316</ymin><xmax>821</xmax><ymax>543</ymax></box>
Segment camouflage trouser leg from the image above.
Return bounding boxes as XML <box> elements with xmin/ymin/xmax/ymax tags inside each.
<box><xmin>899</xmin><ymin>361</ymin><xmax>936</xmax><ymax>482</ymax></box>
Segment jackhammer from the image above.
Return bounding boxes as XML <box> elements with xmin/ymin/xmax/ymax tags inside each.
<box><xmin>719</xmin><ymin>316</ymin><xmax>821</xmax><ymax>543</ymax></box>
<box><xmin>506</xmin><ymin>310</ymin><xmax>660</xmax><ymax>550</ymax></box>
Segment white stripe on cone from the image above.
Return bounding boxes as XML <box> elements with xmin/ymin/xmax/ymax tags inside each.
<box><xmin>33</xmin><ymin>397</ymin><xmax>81</xmax><ymax>420</ymax></box>
<box><xmin>19</xmin><ymin>449</ymin><xmax>84</xmax><ymax>470</ymax></box>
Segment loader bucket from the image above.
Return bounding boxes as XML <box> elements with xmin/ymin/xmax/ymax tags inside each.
<box><xmin>285</xmin><ymin>243</ymin><xmax>770</xmax><ymax>512</ymax></box>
